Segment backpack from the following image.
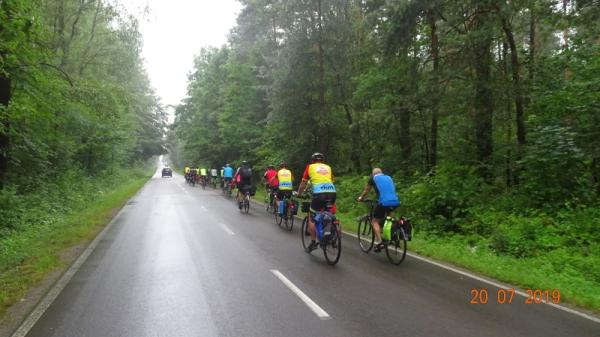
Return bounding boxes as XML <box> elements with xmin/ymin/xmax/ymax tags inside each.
<box><xmin>239</xmin><ymin>167</ymin><xmax>252</xmax><ymax>180</ymax></box>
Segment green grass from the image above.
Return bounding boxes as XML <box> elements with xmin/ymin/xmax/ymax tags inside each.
<box><xmin>0</xmin><ymin>171</ymin><xmax>150</xmax><ymax>318</ymax></box>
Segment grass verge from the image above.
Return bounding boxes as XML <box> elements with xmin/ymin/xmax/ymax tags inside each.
<box><xmin>0</xmin><ymin>172</ymin><xmax>150</xmax><ymax>318</ymax></box>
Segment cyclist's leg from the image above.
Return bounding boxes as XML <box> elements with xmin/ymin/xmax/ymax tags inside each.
<box><xmin>372</xmin><ymin>204</ymin><xmax>386</xmax><ymax>243</ymax></box>
<box><xmin>309</xmin><ymin>194</ymin><xmax>327</xmax><ymax>241</ymax></box>
<box><xmin>274</xmin><ymin>189</ymin><xmax>281</xmax><ymax>212</ymax></box>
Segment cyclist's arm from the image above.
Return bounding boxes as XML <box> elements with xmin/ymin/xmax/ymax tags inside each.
<box><xmin>358</xmin><ymin>184</ymin><xmax>371</xmax><ymax>201</ymax></box>
<box><xmin>297</xmin><ymin>180</ymin><xmax>308</xmax><ymax>196</ymax></box>
<box><xmin>297</xmin><ymin>165</ymin><xmax>310</xmax><ymax>196</ymax></box>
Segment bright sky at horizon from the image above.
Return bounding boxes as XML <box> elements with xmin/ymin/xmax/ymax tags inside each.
<box><xmin>120</xmin><ymin>0</ymin><xmax>241</xmax><ymax>107</ymax></box>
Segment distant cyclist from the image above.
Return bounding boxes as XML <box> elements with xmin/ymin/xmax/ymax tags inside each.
<box><xmin>263</xmin><ymin>165</ymin><xmax>278</xmax><ymax>206</ymax></box>
<box><xmin>184</xmin><ymin>166</ymin><xmax>190</xmax><ymax>182</ymax></box>
<box><xmin>210</xmin><ymin>167</ymin><xmax>218</xmax><ymax>186</ymax></box>
<box><xmin>297</xmin><ymin>152</ymin><xmax>336</xmax><ymax>252</ymax></box>
<box><xmin>357</xmin><ymin>168</ymin><xmax>400</xmax><ymax>252</ymax></box>
<box><xmin>199</xmin><ymin>167</ymin><xmax>208</xmax><ymax>185</ymax></box>
<box><xmin>274</xmin><ymin>162</ymin><xmax>294</xmax><ymax>213</ymax></box>
<box><xmin>223</xmin><ymin>164</ymin><xmax>234</xmax><ymax>188</ymax></box>
<box><xmin>234</xmin><ymin>161</ymin><xmax>253</xmax><ymax>209</ymax></box>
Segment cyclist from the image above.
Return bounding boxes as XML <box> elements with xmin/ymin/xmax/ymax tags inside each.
<box><xmin>223</xmin><ymin>164</ymin><xmax>234</xmax><ymax>189</ymax></box>
<box><xmin>184</xmin><ymin>166</ymin><xmax>190</xmax><ymax>182</ymax></box>
<box><xmin>357</xmin><ymin>168</ymin><xmax>400</xmax><ymax>252</ymax></box>
<box><xmin>190</xmin><ymin>168</ymin><xmax>198</xmax><ymax>184</ymax></box>
<box><xmin>297</xmin><ymin>152</ymin><xmax>336</xmax><ymax>252</ymax></box>
<box><xmin>210</xmin><ymin>167</ymin><xmax>218</xmax><ymax>186</ymax></box>
<box><xmin>274</xmin><ymin>162</ymin><xmax>293</xmax><ymax>214</ymax></box>
<box><xmin>234</xmin><ymin>161</ymin><xmax>253</xmax><ymax>209</ymax></box>
<box><xmin>263</xmin><ymin>165</ymin><xmax>278</xmax><ymax>207</ymax></box>
<box><xmin>199</xmin><ymin>167</ymin><xmax>208</xmax><ymax>185</ymax></box>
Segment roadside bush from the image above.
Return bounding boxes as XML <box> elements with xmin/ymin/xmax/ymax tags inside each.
<box><xmin>519</xmin><ymin>125</ymin><xmax>593</xmax><ymax>208</ymax></box>
<box><xmin>400</xmin><ymin>164</ymin><xmax>484</xmax><ymax>233</ymax></box>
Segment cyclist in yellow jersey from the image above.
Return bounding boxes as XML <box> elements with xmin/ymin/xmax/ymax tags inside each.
<box><xmin>273</xmin><ymin>162</ymin><xmax>294</xmax><ymax>213</ymax></box>
<box><xmin>184</xmin><ymin>166</ymin><xmax>191</xmax><ymax>183</ymax></box>
<box><xmin>297</xmin><ymin>152</ymin><xmax>336</xmax><ymax>252</ymax></box>
<box><xmin>200</xmin><ymin>167</ymin><xmax>207</xmax><ymax>185</ymax></box>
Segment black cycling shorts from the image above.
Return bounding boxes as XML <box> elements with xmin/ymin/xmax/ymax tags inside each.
<box><xmin>310</xmin><ymin>193</ymin><xmax>336</xmax><ymax>213</ymax></box>
<box><xmin>373</xmin><ymin>205</ymin><xmax>396</xmax><ymax>220</ymax></box>
<box><xmin>238</xmin><ymin>184</ymin><xmax>252</xmax><ymax>194</ymax></box>
<box><xmin>276</xmin><ymin>190</ymin><xmax>292</xmax><ymax>200</ymax></box>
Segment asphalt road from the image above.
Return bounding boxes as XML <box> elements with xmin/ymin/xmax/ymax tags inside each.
<box><xmin>19</xmin><ymin>169</ymin><xmax>600</xmax><ymax>337</ymax></box>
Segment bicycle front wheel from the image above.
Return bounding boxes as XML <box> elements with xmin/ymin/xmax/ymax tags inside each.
<box><xmin>357</xmin><ymin>216</ymin><xmax>374</xmax><ymax>253</ymax></box>
<box><xmin>301</xmin><ymin>216</ymin><xmax>310</xmax><ymax>251</ymax></box>
<box><xmin>323</xmin><ymin>227</ymin><xmax>342</xmax><ymax>265</ymax></box>
<box><xmin>385</xmin><ymin>231</ymin><xmax>407</xmax><ymax>265</ymax></box>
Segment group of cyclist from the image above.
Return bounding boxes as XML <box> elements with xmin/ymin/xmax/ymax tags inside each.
<box><xmin>183</xmin><ymin>166</ymin><xmax>212</xmax><ymax>186</ymax></box>
<box><xmin>262</xmin><ymin>152</ymin><xmax>400</xmax><ymax>253</ymax></box>
<box><xmin>184</xmin><ymin>151</ymin><xmax>400</xmax><ymax>254</ymax></box>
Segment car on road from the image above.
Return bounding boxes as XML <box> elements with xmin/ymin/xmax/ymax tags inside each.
<box><xmin>161</xmin><ymin>167</ymin><xmax>172</xmax><ymax>178</ymax></box>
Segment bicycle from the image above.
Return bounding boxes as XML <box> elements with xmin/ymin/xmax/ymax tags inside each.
<box><xmin>300</xmin><ymin>197</ymin><xmax>342</xmax><ymax>265</ymax></box>
<box><xmin>357</xmin><ymin>199</ymin><xmax>410</xmax><ymax>265</ymax></box>
<box><xmin>275</xmin><ymin>193</ymin><xmax>297</xmax><ymax>231</ymax></box>
<box><xmin>222</xmin><ymin>179</ymin><xmax>232</xmax><ymax>198</ymax></box>
<box><xmin>200</xmin><ymin>176</ymin><xmax>207</xmax><ymax>190</ymax></box>
<box><xmin>265</xmin><ymin>187</ymin><xmax>276</xmax><ymax>214</ymax></box>
<box><xmin>239</xmin><ymin>190</ymin><xmax>250</xmax><ymax>213</ymax></box>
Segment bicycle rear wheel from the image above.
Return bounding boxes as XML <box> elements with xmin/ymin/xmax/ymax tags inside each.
<box><xmin>385</xmin><ymin>231</ymin><xmax>407</xmax><ymax>265</ymax></box>
<box><xmin>243</xmin><ymin>196</ymin><xmax>250</xmax><ymax>213</ymax></box>
<box><xmin>285</xmin><ymin>208</ymin><xmax>294</xmax><ymax>231</ymax></box>
<box><xmin>357</xmin><ymin>216</ymin><xmax>374</xmax><ymax>253</ymax></box>
<box><xmin>323</xmin><ymin>226</ymin><xmax>342</xmax><ymax>265</ymax></box>
<box><xmin>301</xmin><ymin>216</ymin><xmax>310</xmax><ymax>251</ymax></box>
<box><xmin>265</xmin><ymin>194</ymin><xmax>272</xmax><ymax>213</ymax></box>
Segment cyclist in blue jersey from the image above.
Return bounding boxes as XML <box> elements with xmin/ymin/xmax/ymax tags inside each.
<box><xmin>357</xmin><ymin>168</ymin><xmax>400</xmax><ymax>252</ymax></box>
<box><xmin>223</xmin><ymin>164</ymin><xmax>234</xmax><ymax>188</ymax></box>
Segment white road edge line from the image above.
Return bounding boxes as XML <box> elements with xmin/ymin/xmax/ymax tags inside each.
<box><xmin>270</xmin><ymin>269</ymin><xmax>331</xmax><ymax>320</ymax></box>
<box><xmin>219</xmin><ymin>223</ymin><xmax>235</xmax><ymax>236</ymax></box>
<box><xmin>10</xmin><ymin>185</ymin><xmax>147</xmax><ymax>337</ymax></box>
<box><xmin>343</xmin><ymin>230</ymin><xmax>600</xmax><ymax>324</ymax></box>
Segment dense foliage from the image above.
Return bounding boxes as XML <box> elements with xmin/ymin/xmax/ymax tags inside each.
<box><xmin>170</xmin><ymin>0</ymin><xmax>600</xmax><ymax>301</ymax></box>
<box><xmin>0</xmin><ymin>0</ymin><xmax>165</xmax><ymax>234</ymax></box>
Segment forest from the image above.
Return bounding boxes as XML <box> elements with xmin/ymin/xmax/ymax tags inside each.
<box><xmin>169</xmin><ymin>0</ymin><xmax>600</xmax><ymax>309</ymax></box>
<box><xmin>0</xmin><ymin>0</ymin><xmax>164</xmax><ymax>315</ymax></box>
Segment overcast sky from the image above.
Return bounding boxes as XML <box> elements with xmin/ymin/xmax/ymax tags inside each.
<box><xmin>121</xmin><ymin>0</ymin><xmax>241</xmax><ymax>107</ymax></box>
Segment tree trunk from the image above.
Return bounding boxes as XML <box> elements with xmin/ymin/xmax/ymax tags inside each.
<box><xmin>398</xmin><ymin>106</ymin><xmax>412</xmax><ymax>165</ymax></box>
<box><xmin>428</xmin><ymin>8</ymin><xmax>439</xmax><ymax>172</ymax></box>
<box><xmin>528</xmin><ymin>7</ymin><xmax>536</xmax><ymax>86</ymax></box>
<box><xmin>592</xmin><ymin>157</ymin><xmax>600</xmax><ymax>197</ymax></box>
<box><xmin>502</xmin><ymin>18</ymin><xmax>526</xmax><ymax>146</ymax></box>
<box><xmin>343</xmin><ymin>104</ymin><xmax>362</xmax><ymax>173</ymax></box>
<box><xmin>472</xmin><ymin>13</ymin><xmax>494</xmax><ymax>179</ymax></box>
<box><xmin>315</xmin><ymin>0</ymin><xmax>329</xmax><ymax>156</ymax></box>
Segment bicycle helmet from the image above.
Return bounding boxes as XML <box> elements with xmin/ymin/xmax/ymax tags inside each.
<box><xmin>279</xmin><ymin>162</ymin><xmax>288</xmax><ymax>169</ymax></box>
<box><xmin>241</xmin><ymin>160</ymin><xmax>248</xmax><ymax>166</ymax></box>
<box><xmin>311</xmin><ymin>152</ymin><xmax>324</xmax><ymax>162</ymax></box>
<box><xmin>267</xmin><ymin>164</ymin><xmax>275</xmax><ymax>169</ymax></box>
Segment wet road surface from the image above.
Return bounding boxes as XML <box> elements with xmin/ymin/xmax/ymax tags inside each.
<box><xmin>21</xmin><ymin>170</ymin><xmax>600</xmax><ymax>337</ymax></box>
